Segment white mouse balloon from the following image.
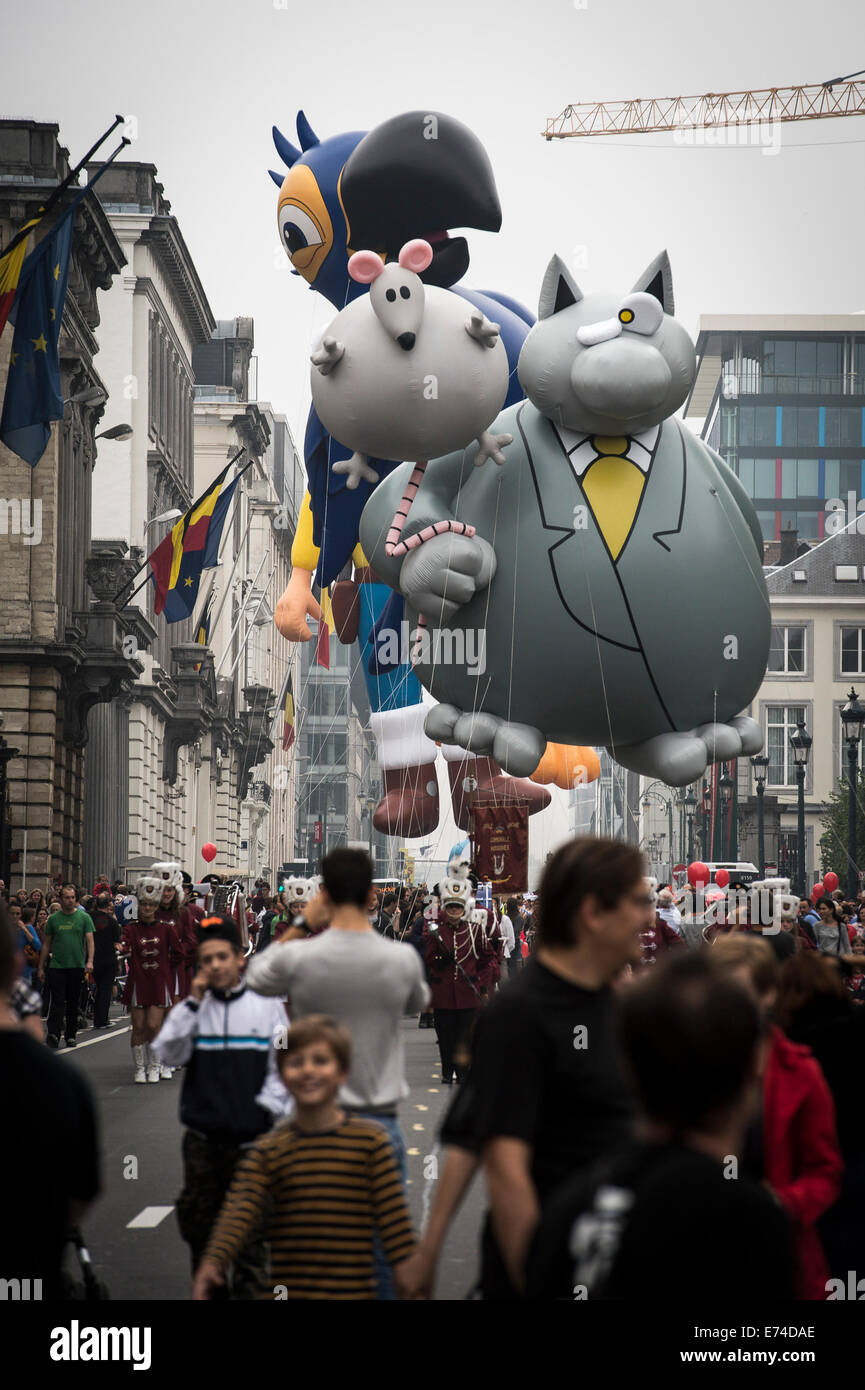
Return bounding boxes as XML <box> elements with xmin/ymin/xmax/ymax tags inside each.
<box><xmin>310</xmin><ymin>238</ymin><xmax>512</xmax><ymax>493</ymax></box>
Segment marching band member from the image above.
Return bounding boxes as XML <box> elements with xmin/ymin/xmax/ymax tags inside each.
<box><xmin>120</xmin><ymin>871</ymin><xmax>182</xmax><ymax>1084</ymax></box>
<box><xmin>423</xmin><ymin>864</ymin><xmax>495</xmax><ymax>1085</ymax></box>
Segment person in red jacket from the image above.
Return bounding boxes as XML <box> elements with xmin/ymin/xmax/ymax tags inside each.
<box><xmin>423</xmin><ymin>868</ymin><xmax>495</xmax><ymax>1085</ymax></box>
<box><xmin>712</xmin><ymin>934</ymin><xmax>842</xmax><ymax>1300</ymax></box>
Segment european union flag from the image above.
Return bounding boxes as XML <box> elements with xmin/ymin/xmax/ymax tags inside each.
<box><xmin>0</xmin><ymin>210</ymin><xmax>74</xmax><ymax>467</ymax></box>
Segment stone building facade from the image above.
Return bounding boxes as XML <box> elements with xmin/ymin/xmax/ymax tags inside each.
<box><xmin>0</xmin><ymin>121</ymin><xmax>139</xmax><ymax>886</ymax></box>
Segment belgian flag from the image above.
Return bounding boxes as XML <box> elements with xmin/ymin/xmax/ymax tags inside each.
<box><xmin>0</xmin><ymin>217</ymin><xmax>41</xmax><ymax>339</ymax></box>
<box><xmin>148</xmin><ymin>460</ymin><xmax>243</xmax><ymax>622</ymax></box>
<box><xmin>193</xmin><ymin>592</ymin><xmax>213</xmax><ymax>671</ymax></box>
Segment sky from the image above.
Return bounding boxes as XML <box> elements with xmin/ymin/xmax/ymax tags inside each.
<box><xmin>4</xmin><ymin>0</ymin><xmax>865</xmax><ymax>877</ymax></box>
<box><xmin>5</xmin><ymin>0</ymin><xmax>865</xmax><ymax>440</ymax></box>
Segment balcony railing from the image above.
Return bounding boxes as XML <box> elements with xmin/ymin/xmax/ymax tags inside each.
<box><xmin>721</xmin><ymin>373</ymin><xmax>865</xmax><ymax>399</ymax></box>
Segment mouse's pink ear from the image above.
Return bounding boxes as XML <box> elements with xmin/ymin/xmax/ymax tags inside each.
<box><xmin>398</xmin><ymin>239</ymin><xmax>433</xmax><ymax>273</ymax></box>
<box><xmin>348</xmin><ymin>250</ymin><xmax>386</xmax><ymax>284</ymax></box>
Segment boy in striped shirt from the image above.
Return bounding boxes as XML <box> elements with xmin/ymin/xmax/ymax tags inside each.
<box><xmin>194</xmin><ymin>1016</ymin><xmax>416</xmax><ymax>1301</ymax></box>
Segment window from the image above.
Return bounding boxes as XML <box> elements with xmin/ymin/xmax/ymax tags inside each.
<box><xmin>784</xmin><ymin>509</ymin><xmax>819</xmax><ymax>539</ymax></box>
<box><xmin>781</xmin><ymin>407</ymin><xmax>819</xmax><ymax>447</ymax></box>
<box><xmin>824</xmin><ymin>459</ymin><xmax>862</xmax><ymax>499</ymax></box>
<box><xmin>756</xmin><ymin>510</ymin><xmax>776</xmax><ymax>541</ymax></box>
<box><xmin>762</xmin><ymin>338</ymin><xmax>842</xmax><ymax>391</ymax></box>
<box><xmin>308</xmin><ymin>684</ymin><xmax>347</xmax><ymax>718</ymax></box>
<box><xmin>817</xmin><ymin>340</ymin><xmax>842</xmax><ymax>382</ymax></box>
<box><xmin>306</xmin><ymin>783</ymin><xmax>347</xmax><ymax>816</ymax></box>
<box><xmin>754</xmin><ymin>459</ymin><xmax>776</xmax><ymax>498</ymax></box>
<box><xmin>779</xmin><ymin>458</ymin><xmax>818</xmax><ymax>496</ymax></box>
<box><xmin>841</xmin><ymin>627</ymin><xmax>865</xmax><ymax>675</ymax></box>
<box><xmin>737</xmin><ymin>458</ymin><xmax>755</xmax><ymax>494</ymax></box>
<box><xmin>825</xmin><ymin>409</ymin><xmax>864</xmax><ymax>448</ymax></box>
<box><xmin>306</xmin><ymin>733</ymin><xmax>347</xmax><ymax>765</ymax></box>
<box><xmin>766</xmin><ymin>704</ymin><xmax>806</xmax><ymax>786</ymax></box>
<box><xmin>768</xmin><ymin>625</ymin><xmax>805</xmax><ymax>674</ymax></box>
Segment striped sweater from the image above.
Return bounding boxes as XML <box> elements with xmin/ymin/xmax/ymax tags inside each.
<box><xmin>204</xmin><ymin>1117</ymin><xmax>415</xmax><ymax>1299</ymax></box>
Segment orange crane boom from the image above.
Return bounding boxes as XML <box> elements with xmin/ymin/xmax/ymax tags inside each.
<box><xmin>544</xmin><ymin>72</ymin><xmax>865</xmax><ymax>139</ymax></box>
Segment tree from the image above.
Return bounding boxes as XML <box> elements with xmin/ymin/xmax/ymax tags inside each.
<box><xmin>818</xmin><ymin>770</ymin><xmax>865</xmax><ymax>883</ymax></box>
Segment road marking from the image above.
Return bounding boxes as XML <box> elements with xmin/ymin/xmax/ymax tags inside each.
<box><xmin>58</xmin><ymin>1025</ymin><xmax>131</xmax><ymax>1052</ymax></box>
<box><xmin>127</xmin><ymin>1206</ymin><xmax>174</xmax><ymax>1229</ymax></box>
<box><xmin>415</xmin><ymin>1104</ymin><xmax>428</xmax><ymax>1111</ymax></box>
<box><xmin>412</xmin><ymin>1123</ymin><xmax>424</xmax><ymax>1131</ymax></box>
<box><xmin>407</xmin><ymin>1148</ymin><xmax>421</xmax><ymax>1156</ymax></box>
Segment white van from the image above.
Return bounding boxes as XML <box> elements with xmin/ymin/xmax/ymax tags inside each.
<box><xmin>672</xmin><ymin>861</ymin><xmax>760</xmax><ymax>888</ymax></box>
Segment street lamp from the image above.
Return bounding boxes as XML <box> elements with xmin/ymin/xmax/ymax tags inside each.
<box><xmin>96</xmin><ymin>423</ymin><xmax>133</xmax><ymax>441</ymax></box>
<box><xmin>642</xmin><ymin>783</ymin><xmax>676</xmax><ymax>878</ymax></box>
<box><xmin>718</xmin><ymin>770</ymin><xmax>734</xmax><ymax>863</ymax></box>
<box><xmin>683</xmin><ymin>788</ymin><xmax>697</xmax><ymax>863</ymax></box>
<box><xmin>789</xmin><ymin>720</ymin><xmax>812</xmax><ymax>897</ymax></box>
<box><xmin>751</xmin><ymin>754</ymin><xmax>770</xmax><ymax>876</ymax></box>
<box><xmin>143</xmin><ymin>508</ymin><xmax>182</xmax><ymax>542</ymax></box>
<box><xmin>841</xmin><ymin>688</ymin><xmax>865</xmax><ymax>897</ymax></box>
<box><xmin>701</xmin><ymin>780</ymin><xmax>711</xmax><ymax>859</ymax></box>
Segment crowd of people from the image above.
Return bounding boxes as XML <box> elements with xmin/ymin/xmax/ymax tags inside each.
<box><xmin>2</xmin><ymin>840</ymin><xmax>864</xmax><ymax>1302</ymax></box>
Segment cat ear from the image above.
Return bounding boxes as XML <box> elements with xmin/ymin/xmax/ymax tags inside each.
<box><xmin>631</xmin><ymin>251</ymin><xmax>674</xmax><ymax>315</ymax></box>
<box><xmin>538</xmin><ymin>255</ymin><xmax>583</xmax><ymax>320</ymax></box>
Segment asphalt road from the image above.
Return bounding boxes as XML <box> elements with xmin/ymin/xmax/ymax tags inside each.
<box><xmin>59</xmin><ymin>1007</ymin><xmax>484</xmax><ymax>1301</ymax></box>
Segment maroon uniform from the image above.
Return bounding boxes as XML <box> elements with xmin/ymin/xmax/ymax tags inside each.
<box><xmin>121</xmin><ymin>918</ymin><xmax>180</xmax><ymax>1008</ymax></box>
<box><xmin>160</xmin><ymin>905</ymin><xmax>198</xmax><ymax>998</ymax></box>
<box><xmin>639</xmin><ymin>913</ymin><xmax>685</xmax><ymax>968</ymax></box>
<box><xmin>424</xmin><ymin>919</ymin><xmax>494</xmax><ymax>1009</ymax></box>
<box><xmin>424</xmin><ymin>917</ymin><xmax>495</xmax><ymax>1084</ymax></box>
<box><xmin>477</xmin><ymin>910</ymin><xmax>503</xmax><ymax>994</ymax></box>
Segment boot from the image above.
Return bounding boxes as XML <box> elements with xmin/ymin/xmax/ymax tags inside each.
<box><xmin>370</xmin><ymin>705</ymin><xmax>439</xmax><ymax>838</ymax></box>
<box><xmin>442</xmin><ymin>747</ymin><xmax>552</xmax><ymax>832</ymax></box>
<box><xmin>145</xmin><ymin>1044</ymin><xmax>160</xmax><ymax>1083</ymax></box>
<box><xmin>373</xmin><ymin>764</ymin><xmax>439</xmax><ymax>837</ymax></box>
<box><xmin>133</xmin><ymin>1044</ymin><xmax>147</xmax><ymax>1084</ymax></box>
<box><xmin>159</xmin><ymin>1062</ymin><xmax>173</xmax><ymax>1079</ymax></box>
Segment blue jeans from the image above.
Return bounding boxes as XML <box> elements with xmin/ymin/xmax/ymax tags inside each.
<box><xmin>353</xmin><ymin>1111</ymin><xmax>407</xmax><ymax>1301</ymax></box>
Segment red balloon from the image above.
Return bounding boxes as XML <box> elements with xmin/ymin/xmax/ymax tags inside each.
<box><xmin>201</xmin><ymin>842</ymin><xmax>217</xmax><ymax>864</ymax></box>
<box><xmin>688</xmin><ymin>861</ymin><xmax>710</xmax><ymax>887</ymax></box>
<box><xmin>715</xmin><ymin>868</ymin><xmax>730</xmax><ymax>888</ymax></box>
<box><xmin>823</xmin><ymin>871</ymin><xmax>839</xmax><ymax>893</ymax></box>
<box><xmin>811</xmin><ymin>883</ymin><xmax>824</xmax><ymax>905</ymax></box>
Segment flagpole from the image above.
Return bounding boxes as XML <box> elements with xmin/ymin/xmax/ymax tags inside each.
<box><xmin>224</xmin><ymin>566</ymin><xmax>275</xmax><ymax>682</ymax></box>
<box><xmin>0</xmin><ymin>114</ymin><xmax>126</xmax><ymax>259</ymax></box>
<box><xmin>214</xmin><ymin>550</ymin><xmax>269</xmax><ymax>676</ymax></box>
<box><xmin>110</xmin><ymin>448</ymin><xmax>250</xmax><ymax>605</ymax></box>
<box><xmin>206</xmin><ymin>465</ymin><xmax>255</xmax><ymax>637</ymax></box>
<box><xmin>118</xmin><ymin>571</ymin><xmax>153</xmax><ymax>607</ymax></box>
<box><xmin>192</xmin><ymin>568</ymin><xmax>219</xmax><ymax>634</ymax></box>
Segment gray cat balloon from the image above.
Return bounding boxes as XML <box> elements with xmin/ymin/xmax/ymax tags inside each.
<box><xmin>359</xmin><ymin>252</ymin><xmax>770</xmax><ymax>785</ymax></box>
<box><xmin>310</xmin><ymin>238</ymin><xmax>512</xmax><ymax>490</ymax></box>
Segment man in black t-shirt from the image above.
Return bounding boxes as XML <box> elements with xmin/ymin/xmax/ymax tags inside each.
<box><xmin>0</xmin><ymin>907</ymin><xmax>100</xmax><ymax>1297</ymax></box>
<box><xmin>526</xmin><ymin>951</ymin><xmax>795</xmax><ymax>1300</ymax></box>
<box><xmin>464</xmin><ymin>837</ymin><xmax>650</xmax><ymax>1298</ymax></box>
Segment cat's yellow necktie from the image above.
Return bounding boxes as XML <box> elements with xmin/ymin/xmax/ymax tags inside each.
<box><xmin>580</xmin><ymin>435</ymin><xmax>646</xmax><ymax>561</ymax></box>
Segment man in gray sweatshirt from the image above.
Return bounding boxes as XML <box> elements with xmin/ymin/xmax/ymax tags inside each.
<box><xmin>245</xmin><ymin>847</ymin><xmax>430</xmax><ymax>1299</ymax></box>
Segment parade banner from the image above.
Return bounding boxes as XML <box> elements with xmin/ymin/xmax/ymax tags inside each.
<box><xmin>472</xmin><ymin>800</ymin><xmax>529</xmax><ymax>893</ymax></box>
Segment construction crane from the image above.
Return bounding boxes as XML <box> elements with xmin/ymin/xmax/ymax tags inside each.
<box><xmin>544</xmin><ymin>68</ymin><xmax>865</xmax><ymax>139</ymax></box>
